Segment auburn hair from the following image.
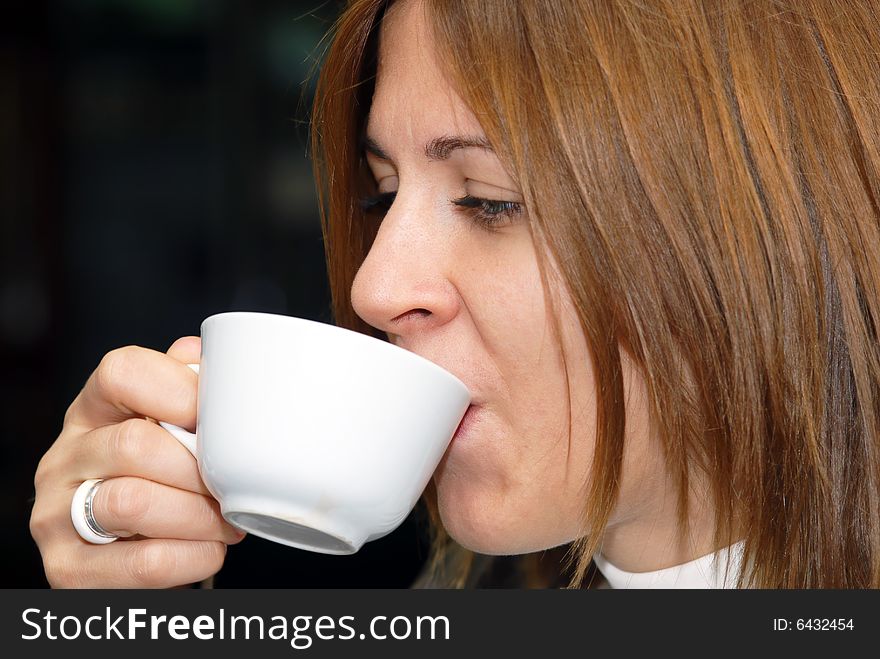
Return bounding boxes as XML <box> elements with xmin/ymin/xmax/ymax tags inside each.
<box><xmin>311</xmin><ymin>0</ymin><xmax>880</xmax><ymax>588</ymax></box>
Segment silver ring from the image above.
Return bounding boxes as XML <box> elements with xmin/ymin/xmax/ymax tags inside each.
<box><xmin>71</xmin><ymin>478</ymin><xmax>118</xmax><ymax>544</ymax></box>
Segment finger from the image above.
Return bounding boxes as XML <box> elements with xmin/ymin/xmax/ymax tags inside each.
<box><xmin>55</xmin><ymin>417</ymin><xmax>211</xmax><ymax>496</ymax></box>
<box><xmin>30</xmin><ymin>477</ymin><xmax>243</xmax><ymax>550</ymax></box>
<box><xmin>66</xmin><ymin>345</ymin><xmax>198</xmax><ymax>430</ymax></box>
<box><xmin>166</xmin><ymin>336</ymin><xmax>201</xmax><ymax>364</ymax></box>
<box><xmin>46</xmin><ymin>537</ymin><xmax>229</xmax><ymax>589</ymax></box>
<box><xmin>89</xmin><ymin>476</ymin><xmax>244</xmax><ymax>544</ymax></box>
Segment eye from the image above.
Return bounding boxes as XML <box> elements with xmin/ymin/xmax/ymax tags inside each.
<box><xmin>451</xmin><ymin>194</ymin><xmax>523</xmax><ymax>230</ymax></box>
<box><xmin>357</xmin><ymin>190</ymin><xmax>524</xmax><ymax>230</ymax></box>
<box><xmin>359</xmin><ymin>191</ymin><xmax>396</xmax><ymax>214</ymax></box>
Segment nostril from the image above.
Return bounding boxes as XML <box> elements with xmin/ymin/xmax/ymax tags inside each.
<box><xmin>391</xmin><ymin>308</ymin><xmax>431</xmax><ymax>324</ymax></box>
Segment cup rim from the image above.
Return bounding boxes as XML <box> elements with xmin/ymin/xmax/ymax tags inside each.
<box><xmin>199</xmin><ymin>311</ymin><xmax>471</xmax><ymax>396</ymax></box>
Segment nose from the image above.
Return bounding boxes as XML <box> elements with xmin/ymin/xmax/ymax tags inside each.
<box><xmin>350</xmin><ymin>194</ymin><xmax>460</xmax><ymax>343</ymax></box>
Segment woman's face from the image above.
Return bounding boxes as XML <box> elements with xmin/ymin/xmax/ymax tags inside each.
<box><xmin>350</xmin><ymin>0</ymin><xmax>664</xmax><ymax>558</ymax></box>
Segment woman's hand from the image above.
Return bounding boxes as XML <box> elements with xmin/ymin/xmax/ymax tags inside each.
<box><xmin>30</xmin><ymin>337</ymin><xmax>246</xmax><ymax>588</ymax></box>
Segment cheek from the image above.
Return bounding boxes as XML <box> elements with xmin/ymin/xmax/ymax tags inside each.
<box><xmin>433</xmin><ymin>297</ymin><xmax>600</xmax><ymax>555</ymax></box>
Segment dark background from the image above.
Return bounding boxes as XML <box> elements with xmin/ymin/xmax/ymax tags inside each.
<box><xmin>1</xmin><ymin>0</ymin><xmax>432</xmax><ymax>587</ymax></box>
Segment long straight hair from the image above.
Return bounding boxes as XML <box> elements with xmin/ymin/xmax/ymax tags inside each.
<box><xmin>311</xmin><ymin>0</ymin><xmax>880</xmax><ymax>588</ymax></box>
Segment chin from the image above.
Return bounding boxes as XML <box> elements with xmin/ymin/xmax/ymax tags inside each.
<box><xmin>440</xmin><ymin>516</ymin><xmax>519</xmax><ymax>556</ymax></box>
<box><xmin>435</xmin><ymin>480</ymin><xmax>556</xmax><ymax>556</ymax></box>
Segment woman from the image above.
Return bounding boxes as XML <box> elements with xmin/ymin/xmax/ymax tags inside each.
<box><xmin>30</xmin><ymin>0</ymin><xmax>880</xmax><ymax>588</ymax></box>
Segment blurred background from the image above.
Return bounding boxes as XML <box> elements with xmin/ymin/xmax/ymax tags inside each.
<box><xmin>1</xmin><ymin>0</ymin><xmax>433</xmax><ymax>587</ymax></box>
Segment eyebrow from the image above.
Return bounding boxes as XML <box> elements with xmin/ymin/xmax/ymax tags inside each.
<box><xmin>362</xmin><ymin>133</ymin><xmax>494</xmax><ymax>162</ymax></box>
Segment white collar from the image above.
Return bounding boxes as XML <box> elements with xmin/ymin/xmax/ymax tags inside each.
<box><xmin>592</xmin><ymin>540</ymin><xmax>746</xmax><ymax>589</ymax></box>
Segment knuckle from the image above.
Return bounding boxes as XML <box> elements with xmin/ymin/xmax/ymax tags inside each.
<box><xmin>34</xmin><ymin>431</ymin><xmax>71</xmax><ymax>492</ymax></box>
<box><xmin>44</xmin><ymin>552</ymin><xmax>81</xmax><ymax>589</ymax></box>
<box><xmin>103</xmin><ymin>478</ymin><xmax>151</xmax><ymax>527</ymax></box>
<box><xmin>33</xmin><ymin>452</ymin><xmax>54</xmax><ymax>491</ymax></box>
<box><xmin>28</xmin><ymin>502</ymin><xmax>52</xmax><ymax>543</ymax></box>
<box><xmin>108</xmin><ymin>418</ymin><xmax>157</xmax><ymax>468</ymax></box>
<box><xmin>127</xmin><ymin>541</ymin><xmax>173</xmax><ymax>587</ymax></box>
<box><xmin>95</xmin><ymin>346</ymin><xmax>140</xmax><ymax>402</ymax></box>
<box><xmin>62</xmin><ymin>397</ymin><xmax>79</xmax><ymax>427</ymax></box>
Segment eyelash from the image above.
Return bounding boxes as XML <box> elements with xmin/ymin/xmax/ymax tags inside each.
<box><xmin>359</xmin><ymin>191</ymin><xmax>523</xmax><ymax>229</ymax></box>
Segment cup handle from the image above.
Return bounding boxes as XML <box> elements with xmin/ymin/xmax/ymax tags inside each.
<box><xmin>158</xmin><ymin>363</ymin><xmax>200</xmax><ymax>458</ymax></box>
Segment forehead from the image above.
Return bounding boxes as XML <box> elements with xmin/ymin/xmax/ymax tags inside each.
<box><xmin>368</xmin><ymin>0</ymin><xmax>482</xmax><ymax>143</ymax></box>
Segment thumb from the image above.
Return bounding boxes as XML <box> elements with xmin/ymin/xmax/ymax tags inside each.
<box><xmin>166</xmin><ymin>336</ymin><xmax>201</xmax><ymax>364</ymax></box>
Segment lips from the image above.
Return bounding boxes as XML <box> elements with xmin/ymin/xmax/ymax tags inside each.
<box><xmin>394</xmin><ymin>347</ymin><xmax>484</xmax><ymax>438</ymax></box>
<box><xmin>452</xmin><ymin>404</ymin><xmax>478</xmax><ymax>441</ymax></box>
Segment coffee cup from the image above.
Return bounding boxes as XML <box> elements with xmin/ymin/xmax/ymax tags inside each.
<box><xmin>158</xmin><ymin>311</ymin><xmax>471</xmax><ymax>554</ymax></box>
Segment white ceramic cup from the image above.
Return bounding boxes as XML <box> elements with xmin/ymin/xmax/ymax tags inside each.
<box><xmin>158</xmin><ymin>311</ymin><xmax>470</xmax><ymax>555</ymax></box>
